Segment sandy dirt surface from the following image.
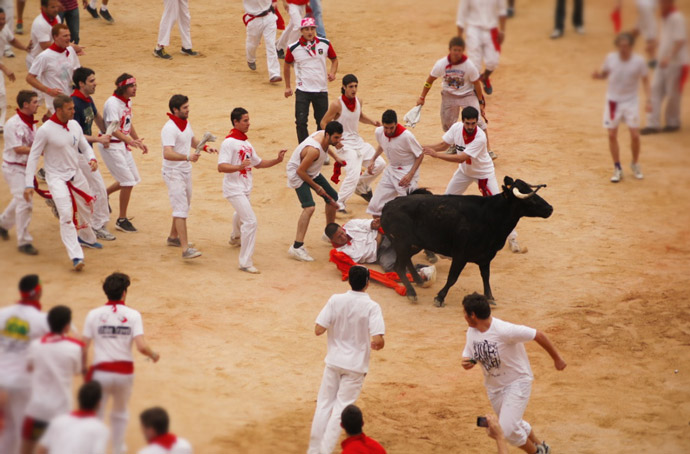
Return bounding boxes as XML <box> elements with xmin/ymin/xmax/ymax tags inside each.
<box><xmin>1</xmin><ymin>0</ymin><xmax>689</xmax><ymax>453</ymax></box>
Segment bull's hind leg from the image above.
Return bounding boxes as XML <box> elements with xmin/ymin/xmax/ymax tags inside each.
<box><xmin>479</xmin><ymin>263</ymin><xmax>496</xmax><ymax>305</ymax></box>
<box><xmin>434</xmin><ymin>259</ymin><xmax>467</xmax><ymax>308</ymax></box>
<box><xmin>394</xmin><ymin>253</ymin><xmax>417</xmax><ymax>302</ymax></box>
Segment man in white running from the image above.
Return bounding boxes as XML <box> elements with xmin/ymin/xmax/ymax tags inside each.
<box><xmin>276</xmin><ymin>0</ymin><xmax>308</xmax><ymax>56</ymax></box>
<box><xmin>138</xmin><ymin>407</ymin><xmax>192</xmax><ymax>454</ymax></box>
<box><xmin>0</xmin><ymin>274</ymin><xmax>49</xmax><ymax>454</ymax></box>
<box><xmin>100</xmin><ymin>73</ymin><xmax>148</xmax><ymax>233</ymax></box>
<box><xmin>161</xmin><ymin>94</ymin><xmax>216</xmax><ymax>260</ymax></box>
<box><xmin>243</xmin><ymin>0</ymin><xmax>282</xmax><ymax>82</ymax></box>
<box><xmin>0</xmin><ymin>90</ymin><xmax>39</xmax><ymax>255</ymax></box>
<box><xmin>26</xmin><ymin>0</ymin><xmax>61</xmax><ymax>69</ymax></box>
<box><xmin>422</xmin><ymin>106</ymin><xmax>522</xmax><ymax>253</ymax></box>
<box><xmin>461</xmin><ymin>292</ymin><xmax>567</xmax><ymax>454</ymax></box>
<box><xmin>153</xmin><ymin>0</ymin><xmax>199</xmax><ymax>60</ymax></box>
<box><xmin>21</xmin><ymin>305</ymin><xmax>83</xmax><ymax>454</ymax></box>
<box><xmin>307</xmin><ymin>265</ymin><xmax>385</xmax><ymax>454</ymax></box>
<box><xmin>218</xmin><ymin>107</ymin><xmax>286</xmax><ymax>274</ymax></box>
<box><xmin>35</xmin><ymin>381</ymin><xmax>110</xmax><ymax>454</ymax></box>
<box><xmin>0</xmin><ymin>7</ymin><xmax>30</xmax><ymax>127</ymax></box>
<box><xmin>592</xmin><ymin>32</ymin><xmax>651</xmax><ymax>183</ymax></box>
<box><xmin>320</xmin><ymin>74</ymin><xmax>386</xmax><ymax>212</ymax></box>
<box><xmin>82</xmin><ymin>272</ymin><xmax>160</xmax><ymax>454</ymax></box>
<box><xmin>23</xmin><ymin>94</ymin><xmax>102</xmax><ymax>271</ymax></box>
<box><xmin>365</xmin><ymin>109</ymin><xmax>424</xmax><ymax>218</ymax></box>
<box><xmin>286</xmin><ymin>120</ymin><xmax>342</xmax><ymax>262</ymax></box>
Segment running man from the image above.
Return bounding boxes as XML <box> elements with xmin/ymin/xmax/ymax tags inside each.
<box><xmin>84</xmin><ymin>0</ymin><xmax>114</xmax><ymax>23</ymax></box>
<box><xmin>243</xmin><ymin>0</ymin><xmax>282</xmax><ymax>82</ymax></box>
<box><xmin>275</xmin><ymin>0</ymin><xmax>307</xmax><ymax>56</ymax></box>
<box><xmin>320</xmin><ymin>74</ymin><xmax>386</xmax><ymax>212</ymax></box>
<box><xmin>153</xmin><ymin>0</ymin><xmax>200</xmax><ymax>59</ymax></box>
<box><xmin>461</xmin><ymin>292</ymin><xmax>566</xmax><ymax>454</ymax></box>
<box><xmin>0</xmin><ymin>7</ymin><xmax>30</xmax><ymax>127</ymax></box>
<box><xmin>26</xmin><ymin>0</ymin><xmax>61</xmax><ymax>69</ymax></box>
<box><xmin>286</xmin><ymin>120</ymin><xmax>342</xmax><ymax>262</ymax></box>
<box><xmin>592</xmin><ymin>32</ymin><xmax>650</xmax><ymax>182</ymax></box>
<box><xmin>218</xmin><ymin>107</ymin><xmax>286</xmax><ymax>274</ymax></box>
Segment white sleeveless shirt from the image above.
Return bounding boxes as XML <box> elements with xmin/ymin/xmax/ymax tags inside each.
<box><xmin>286</xmin><ymin>131</ymin><xmax>327</xmax><ymax>188</ymax></box>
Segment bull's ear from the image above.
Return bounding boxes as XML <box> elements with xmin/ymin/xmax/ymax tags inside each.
<box><xmin>503</xmin><ymin>176</ymin><xmax>514</xmax><ymax>187</ymax></box>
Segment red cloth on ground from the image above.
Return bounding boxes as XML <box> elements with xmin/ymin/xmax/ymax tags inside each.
<box><xmin>329</xmin><ymin>249</ymin><xmax>411</xmax><ymax>296</ymax></box>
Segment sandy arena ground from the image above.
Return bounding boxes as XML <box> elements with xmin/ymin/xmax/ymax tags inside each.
<box><xmin>1</xmin><ymin>0</ymin><xmax>689</xmax><ymax>452</ymax></box>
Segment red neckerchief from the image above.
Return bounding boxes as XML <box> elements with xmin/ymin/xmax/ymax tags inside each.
<box><xmin>445</xmin><ymin>54</ymin><xmax>468</xmax><ymax>70</ymax></box>
<box><xmin>463</xmin><ymin>127</ymin><xmax>478</xmax><ymax>144</ymax></box>
<box><xmin>167</xmin><ymin>112</ymin><xmax>188</xmax><ymax>132</ymax></box>
<box><xmin>226</xmin><ymin>128</ymin><xmax>248</xmax><ymax>141</ymax></box>
<box><xmin>299</xmin><ymin>36</ymin><xmax>319</xmax><ymax>56</ymax></box>
<box><xmin>341</xmin><ymin>95</ymin><xmax>356</xmax><ymax>112</ymax></box>
<box><xmin>342</xmin><ymin>433</ymin><xmax>367</xmax><ymax>449</ymax></box>
<box><xmin>113</xmin><ymin>93</ymin><xmax>131</xmax><ymax>108</ymax></box>
<box><xmin>71</xmin><ymin>410</ymin><xmax>97</xmax><ymax>418</ymax></box>
<box><xmin>663</xmin><ymin>7</ymin><xmax>677</xmax><ymax>18</ymax></box>
<box><xmin>150</xmin><ymin>433</ymin><xmax>177</xmax><ymax>450</ymax></box>
<box><xmin>385</xmin><ymin>123</ymin><xmax>406</xmax><ymax>140</ymax></box>
<box><xmin>106</xmin><ymin>300</ymin><xmax>125</xmax><ymax>312</ymax></box>
<box><xmin>16</xmin><ymin>109</ymin><xmax>38</xmax><ymax>129</ymax></box>
<box><xmin>41</xmin><ymin>10</ymin><xmax>58</xmax><ymax>26</ymax></box>
<box><xmin>71</xmin><ymin>89</ymin><xmax>93</xmax><ymax>104</ymax></box>
<box><xmin>49</xmin><ymin>113</ymin><xmax>69</xmax><ymax>130</ymax></box>
<box><xmin>18</xmin><ymin>300</ymin><xmax>41</xmax><ymax>310</ymax></box>
<box><xmin>48</xmin><ymin>42</ymin><xmax>69</xmax><ymax>56</ymax></box>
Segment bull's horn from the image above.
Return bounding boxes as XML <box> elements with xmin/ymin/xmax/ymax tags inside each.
<box><xmin>512</xmin><ymin>187</ymin><xmax>534</xmax><ymax>199</ymax></box>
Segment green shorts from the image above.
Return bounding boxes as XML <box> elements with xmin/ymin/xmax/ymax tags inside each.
<box><xmin>295</xmin><ymin>174</ymin><xmax>339</xmax><ymax>208</ymax></box>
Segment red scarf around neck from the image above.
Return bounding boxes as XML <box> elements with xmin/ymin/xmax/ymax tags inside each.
<box><xmin>299</xmin><ymin>36</ymin><xmax>319</xmax><ymax>56</ymax></box>
<box><xmin>663</xmin><ymin>7</ymin><xmax>677</xmax><ymax>18</ymax></box>
<box><xmin>385</xmin><ymin>123</ymin><xmax>406</xmax><ymax>140</ymax></box>
<box><xmin>106</xmin><ymin>300</ymin><xmax>126</xmax><ymax>312</ymax></box>
<box><xmin>49</xmin><ymin>113</ymin><xmax>69</xmax><ymax>130</ymax></box>
<box><xmin>167</xmin><ymin>112</ymin><xmax>188</xmax><ymax>132</ymax></box>
<box><xmin>41</xmin><ymin>10</ymin><xmax>58</xmax><ymax>26</ymax></box>
<box><xmin>113</xmin><ymin>93</ymin><xmax>131</xmax><ymax>107</ymax></box>
<box><xmin>71</xmin><ymin>89</ymin><xmax>93</xmax><ymax>104</ymax></box>
<box><xmin>445</xmin><ymin>54</ymin><xmax>468</xmax><ymax>70</ymax></box>
<box><xmin>463</xmin><ymin>127</ymin><xmax>478</xmax><ymax>144</ymax></box>
<box><xmin>18</xmin><ymin>300</ymin><xmax>41</xmax><ymax>310</ymax></box>
<box><xmin>71</xmin><ymin>410</ymin><xmax>97</xmax><ymax>418</ymax></box>
<box><xmin>226</xmin><ymin>128</ymin><xmax>248</xmax><ymax>141</ymax></box>
<box><xmin>341</xmin><ymin>95</ymin><xmax>356</xmax><ymax>112</ymax></box>
<box><xmin>150</xmin><ymin>433</ymin><xmax>177</xmax><ymax>450</ymax></box>
<box><xmin>16</xmin><ymin>109</ymin><xmax>38</xmax><ymax>128</ymax></box>
<box><xmin>48</xmin><ymin>42</ymin><xmax>69</xmax><ymax>56</ymax></box>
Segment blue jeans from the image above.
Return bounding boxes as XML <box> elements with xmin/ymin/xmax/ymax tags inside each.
<box><xmin>59</xmin><ymin>7</ymin><xmax>80</xmax><ymax>44</ymax></box>
<box><xmin>309</xmin><ymin>0</ymin><xmax>326</xmax><ymax>38</ymax></box>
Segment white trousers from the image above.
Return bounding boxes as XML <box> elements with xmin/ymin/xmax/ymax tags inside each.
<box><xmin>227</xmin><ymin>193</ymin><xmax>257</xmax><ymax>268</ymax></box>
<box><xmin>78</xmin><ymin>155</ymin><xmax>109</xmax><ymax>230</ymax></box>
<box><xmin>0</xmin><ymin>386</ymin><xmax>30</xmax><ymax>454</ymax></box>
<box><xmin>99</xmin><ymin>143</ymin><xmax>141</xmax><ymax>187</ymax></box>
<box><xmin>647</xmin><ymin>64</ymin><xmax>684</xmax><ymax>129</ymax></box>
<box><xmin>0</xmin><ymin>76</ymin><xmax>6</xmax><ymax>126</ymax></box>
<box><xmin>162</xmin><ymin>168</ymin><xmax>192</xmax><ymax>218</ymax></box>
<box><xmin>93</xmin><ymin>371</ymin><xmax>134</xmax><ymax>454</ymax></box>
<box><xmin>156</xmin><ymin>0</ymin><xmax>192</xmax><ymax>49</ymax></box>
<box><xmin>276</xmin><ymin>3</ymin><xmax>305</xmax><ymax>51</ymax></box>
<box><xmin>487</xmin><ymin>379</ymin><xmax>533</xmax><ymax>447</ymax></box>
<box><xmin>307</xmin><ymin>365</ymin><xmax>366</xmax><ymax>454</ymax></box>
<box><xmin>246</xmin><ymin>13</ymin><xmax>280</xmax><ymax>79</ymax></box>
<box><xmin>46</xmin><ymin>170</ymin><xmax>97</xmax><ymax>260</ymax></box>
<box><xmin>335</xmin><ymin>140</ymin><xmax>385</xmax><ymax>210</ymax></box>
<box><xmin>366</xmin><ymin>165</ymin><xmax>419</xmax><ymax>216</ymax></box>
<box><xmin>0</xmin><ymin>165</ymin><xmax>33</xmax><ymax>246</ymax></box>
<box><xmin>466</xmin><ymin>25</ymin><xmax>500</xmax><ymax>72</ymax></box>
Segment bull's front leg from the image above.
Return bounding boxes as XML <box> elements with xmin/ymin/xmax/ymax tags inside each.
<box><xmin>478</xmin><ymin>262</ymin><xmax>496</xmax><ymax>305</ymax></box>
<box><xmin>434</xmin><ymin>259</ymin><xmax>467</xmax><ymax>308</ymax></box>
<box><xmin>394</xmin><ymin>255</ymin><xmax>417</xmax><ymax>303</ymax></box>
<box><xmin>407</xmin><ymin>258</ymin><xmax>424</xmax><ymax>286</ymax></box>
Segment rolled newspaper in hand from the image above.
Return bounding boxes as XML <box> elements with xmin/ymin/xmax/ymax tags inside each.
<box><xmin>195</xmin><ymin>131</ymin><xmax>217</xmax><ymax>155</ymax></box>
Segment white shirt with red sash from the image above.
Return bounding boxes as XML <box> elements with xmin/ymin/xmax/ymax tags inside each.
<box><xmin>374</xmin><ymin>124</ymin><xmax>422</xmax><ymax>169</ymax></box>
<box><xmin>29</xmin><ymin>44</ymin><xmax>81</xmax><ymax>110</ymax></box>
<box><xmin>161</xmin><ymin>113</ymin><xmax>194</xmax><ymax>172</ymax></box>
<box><xmin>430</xmin><ymin>55</ymin><xmax>481</xmax><ymax>97</ymax></box>
<box><xmin>82</xmin><ymin>301</ymin><xmax>144</xmax><ymax>380</ymax></box>
<box><xmin>38</xmin><ymin>410</ymin><xmax>110</xmax><ymax>454</ymax></box>
<box><xmin>219</xmin><ymin>129</ymin><xmax>263</xmax><ymax>198</ymax></box>
<box><xmin>138</xmin><ymin>433</ymin><xmax>193</xmax><ymax>454</ymax></box>
<box><xmin>0</xmin><ymin>301</ymin><xmax>49</xmax><ymax>389</ymax></box>
<box><xmin>442</xmin><ymin>122</ymin><xmax>493</xmax><ymax>179</ymax></box>
<box><xmin>24</xmin><ymin>333</ymin><xmax>83</xmax><ymax>421</ymax></box>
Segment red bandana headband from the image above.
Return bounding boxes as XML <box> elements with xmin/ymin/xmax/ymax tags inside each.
<box><xmin>118</xmin><ymin>77</ymin><xmax>136</xmax><ymax>87</ymax></box>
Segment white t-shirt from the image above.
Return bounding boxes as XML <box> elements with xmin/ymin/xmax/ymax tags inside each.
<box><xmin>243</xmin><ymin>0</ymin><xmax>272</xmax><ymax>16</ymax></box>
<box><xmin>284</xmin><ymin>37</ymin><xmax>337</xmax><ymax>93</ymax></box>
<box><xmin>0</xmin><ymin>303</ymin><xmax>49</xmax><ymax>388</ymax></box>
<box><xmin>659</xmin><ymin>10</ymin><xmax>689</xmax><ymax>66</ymax></box>
<box><xmin>103</xmin><ymin>95</ymin><xmax>133</xmax><ymax>137</ymax></box>
<box><xmin>430</xmin><ymin>56</ymin><xmax>480</xmax><ymax>97</ymax></box>
<box><xmin>218</xmin><ymin>136</ymin><xmax>262</xmax><ymax>198</ymax></box>
<box><xmin>29</xmin><ymin>46</ymin><xmax>81</xmax><ymax>110</ymax></box>
<box><xmin>336</xmin><ymin>219</ymin><xmax>379</xmax><ymax>265</ymax></box>
<box><xmin>25</xmin><ymin>334</ymin><xmax>83</xmax><ymax>421</ymax></box>
<box><xmin>315</xmin><ymin>290</ymin><xmax>385</xmax><ymax>374</ymax></box>
<box><xmin>3</xmin><ymin>114</ymin><xmax>37</xmax><ymax>165</ymax></box>
<box><xmin>38</xmin><ymin>412</ymin><xmax>110</xmax><ymax>454</ymax></box>
<box><xmin>601</xmin><ymin>52</ymin><xmax>648</xmax><ymax>102</ymax></box>
<box><xmin>138</xmin><ymin>436</ymin><xmax>193</xmax><ymax>454</ymax></box>
<box><xmin>161</xmin><ymin>119</ymin><xmax>194</xmax><ymax>172</ymax></box>
<box><xmin>27</xmin><ymin>13</ymin><xmax>61</xmax><ymax>66</ymax></box>
<box><xmin>286</xmin><ymin>131</ymin><xmax>327</xmax><ymax>189</ymax></box>
<box><xmin>374</xmin><ymin>127</ymin><xmax>422</xmax><ymax>168</ymax></box>
<box><xmin>443</xmin><ymin>123</ymin><xmax>494</xmax><ymax>179</ymax></box>
<box><xmin>0</xmin><ymin>25</ymin><xmax>14</xmax><ymax>55</ymax></box>
<box><xmin>456</xmin><ymin>0</ymin><xmax>507</xmax><ymax>29</ymax></box>
<box><xmin>462</xmin><ymin>317</ymin><xmax>536</xmax><ymax>391</ymax></box>
<box><xmin>82</xmin><ymin>303</ymin><xmax>144</xmax><ymax>366</ymax></box>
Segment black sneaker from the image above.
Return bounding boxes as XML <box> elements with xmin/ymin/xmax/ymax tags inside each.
<box><xmin>0</xmin><ymin>226</ymin><xmax>8</xmax><ymax>240</ymax></box>
<box><xmin>18</xmin><ymin>244</ymin><xmax>39</xmax><ymax>255</ymax></box>
<box><xmin>85</xmin><ymin>4</ymin><xmax>99</xmax><ymax>18</ymax></box>
<box><xmin>181</xmin><ymin>48</ymin><xmax>199</xmax><ymax>56</ymax></box>
<box><xmin>153</xmin><ymin>47</ymin><xmax>173</xmax><ymax>59</ymax></box>
<box><xmin>99</xmin><ymin>8</ymin><xmax>114</xmax><ymax>23</ymax></box>
<box><xmin>277</xmin><ymin>48</ymin><xmax>285</xmax><ymax>59</ymax></box>
<box><xmin>358</xmin><ymin>190</ymin><xmax>373</xmax><ymax>202</ymax></box>
<box><xmin>115</xmin><ymin>218</ymin><xmax>137</xmax><ymax>233</ymax></box>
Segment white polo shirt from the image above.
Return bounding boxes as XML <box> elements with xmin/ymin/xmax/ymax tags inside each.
<box><xmin>218</xmin><ymin>133</ymin><xmax>262</xmax><ymax>198</ymax></box>
<box><xmin>25</xmin><ymin>334</ymin><xmax>83</xmax><ymax>421</ymax></box>
<box><xmin>161</xmin><ymin>117</ymin><xmax>194</xmax><ymax>172</ymax></box>
<box><xmin>443</xmin><ymin>123</ymin><xmax>493</xmax><ymax>179</ymax></box>
<box><xmin>103</xmin><ymin>95</ymin><xmax>133</xmax><ymax>138</ymax></box>
<box><xmin>315</xmin><ymin>290</ymin><xmax>385</xmax><ymax>374</ymax></box>
<box><xmin>82</xmin><ymin>302</ymin><xmax>144</xmax><ymax>366</ymax></box>
<box><xmin>462</xmin><ymin>317</ymin><xmax>536</xmax><ymax>391</ymax></box>
<box><xmin>29</xmin><ymin>46</ymin><xmax>81</xmax><ymax>110</ymax></box>
<box><xmin>3</xmin><ymin>113</ymin><xmax>37</xmax><ymax>165</ymax></box>
<box><xmin>430</xmin><ymin>55</ymin><xmax>481</xmax><ymax>97</ymax></box>
<box><xmin>456</xmin><ymin>0</ymin><xmax>507</xmax><ymax>29</ymax></box>
<box><xmin>138</xmin><ymin>435</ymin><xmax>193</xmax><ymax>454</ymax></box>
<box><xmin>38</xmin><ymin>412</ymin><xmax>110</xmax><ymax>454</ymax></box>
<box><xmin>27</xmin><ymin>13</ymin><xmax>61</xmax><ymax>67</ymax></box>
<box><xmin>285</xmin><ymin>37</ymin><xmax>337</xmax><ymax>93</ymax></box>
<box><xmin>601</xmin><ymin>52</ymin><xmax>648</xmax><ymax>102</ymax></box>
<box><xmin>0</xmin><ymin>303</ymin><xmax>49</xmax><ymax>389</ymax></box>
<box><xmin>659</xmin><ymin>10</ymin><xmax>689</xmax><ymax>66</ymax></box>
<box><xmin>375</xmin><ymin>126</ymin><xmax>422</xmax><ymax>168</ymax></box>
<box><xmin>286</xmin><ymin>131</ymin><xmax>327</xmax><ymax>188</ymax></box>
<box><xmin>336</xmin><ymin>219</ymin><xmax>379</xmax><ymax>265</ymax></box>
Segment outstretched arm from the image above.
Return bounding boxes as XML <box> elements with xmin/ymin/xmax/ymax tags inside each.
<box><xmin>534</xmin><ymin>331</ymin><xmax>567</xmax><ymax>370</ymax></box>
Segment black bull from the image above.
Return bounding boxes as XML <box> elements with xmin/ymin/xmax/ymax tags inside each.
<box><xmin>380</xmin><ymin>177</ymin><xmax>553</xmax><ymax>306</ymax></box>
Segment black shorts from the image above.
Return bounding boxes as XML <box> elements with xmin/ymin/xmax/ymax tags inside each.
<box><xmin>294</xmin><ymin>174</ymin><xmax>338</xmax><ymax>208</ymax></box>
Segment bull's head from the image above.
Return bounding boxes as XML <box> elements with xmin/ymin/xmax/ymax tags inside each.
<box><xmin>502</xmin><ymin>176</ymin><xmax>553</xmax><ymax>219</ymax></box>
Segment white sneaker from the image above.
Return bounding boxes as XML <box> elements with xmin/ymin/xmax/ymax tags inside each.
<box><xmin>229</xmin><ymin>236</ymin><xmax>241</xmax><ymax>246</ymax></box>
<box><xmin>610</xmin><ymin>167</ymin><xmax>623</xmax><ymax>183</ymax></box>
<box><xmin>419</xmin><ymin>265</ymin><xmax>437</xmax><ymax>288</ymax></box>
<box><xmin>240</xmin><ymin>266</ymin><xmax>261</xmax><ymax>274</ymax></box>
<box><xmin>508</xmin><ymin>237</ymin><xmax>523</xmax><ymax>253</ymax></box>
<box><xmin>575</xmin><ymin>26</ymin><xmax>586</xmax><ymax>35</ymax></box>
<box><xmin>93</xmin><ymin>227</ymin><xmax>116</xmax><ymax>241</ymax></box>
<box><xmin>550</xmin><ymin>29</ymin><xmax>563</xmax><ymax>39</ymax></box>
<box><xmin>182</xmin><ymin>247</ymin><xmax>202</xmax><ymax>259</ymax></box>
<box><xmin>288</xmin><ymin>245</ymin><xmax>314</xmax><ymax>262</ymax></box>
<box><xmin>631</xmin><ymin>163</ymin><xmax>644</xmax><ymax>179</ymax></box>
<box><xmin>488</xmin><ymin>150</ymin><xmax>498</xmax><ymax>160</ymax></box>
